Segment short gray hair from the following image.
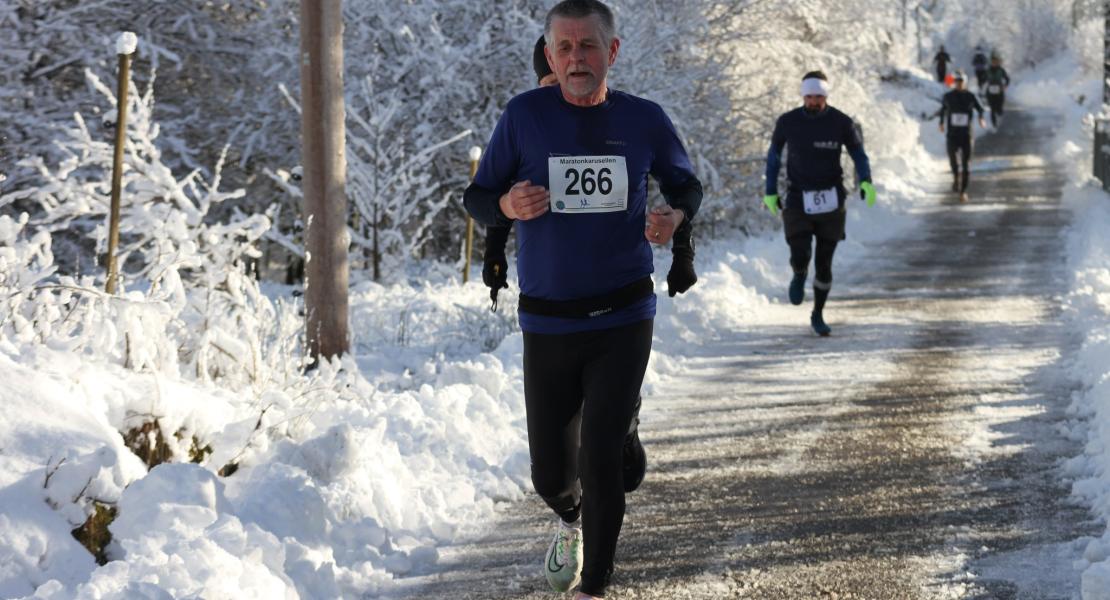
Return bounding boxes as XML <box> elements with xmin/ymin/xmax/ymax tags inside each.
<box><xmin>544</xmin><ymin>0</ymin><xmax>616</xmax><ymax>46</ymax></box>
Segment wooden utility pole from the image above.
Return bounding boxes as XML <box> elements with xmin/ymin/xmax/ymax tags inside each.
<box><xmin>1104</xmin><ymin>0</ymin><xmax>1110</xmax><ymax>104</ymax></box>
<box><xmin>462</xmin><ymin>146</ymin><xmax>482</xmax><ymax>283</ymax></box>
<box><xmin>300</xmin><ymin>0</ymin><xmax>350</xmax><ymax>360</ymax></box>
<box><xmin>106</xmin><ymin>32</ymin><xmax>137</xmax><ymax>294</ymax></box>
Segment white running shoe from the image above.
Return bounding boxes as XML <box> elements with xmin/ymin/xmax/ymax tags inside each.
<box><xmin>544</xmin><ymin>519</ymin><xmax>583</xmax><ymax>592</ymax></box>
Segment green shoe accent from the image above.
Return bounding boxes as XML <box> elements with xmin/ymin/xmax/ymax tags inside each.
<box><xmin>544</xmin><ymin>520</ymin><xmax>583</xmax><ymax>592</ymax></box>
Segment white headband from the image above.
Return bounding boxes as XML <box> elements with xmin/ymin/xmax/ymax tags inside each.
<box><xmin>800</xmin><ymin>77</ymin><xmax>830</xmax><ymax>97</ymax></box>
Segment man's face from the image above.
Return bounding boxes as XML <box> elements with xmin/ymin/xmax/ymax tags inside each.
<box><xmin>954</xmin><ymin>78</ymin><xmax>966</xmax><ymax>90</ymax></box>
<box><xmin>804</xmin><ymin>94</ymin><xmax>827</xmax><ymax>112</ymax></box>
<box><xmin>545</xmin><ymin>15</ymin><xmax>620</xmax><ymax>101</ymax></box>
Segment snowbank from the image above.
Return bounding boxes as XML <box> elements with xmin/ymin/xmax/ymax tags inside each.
<box><xmin>1015</xmin><ymin>52</ymin><xmax>1110</xmax><ymax>600</ymax></box>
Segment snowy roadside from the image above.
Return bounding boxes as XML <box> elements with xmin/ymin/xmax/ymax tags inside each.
<box><xmin>0</xmin><ymin>64</ymin><xmax>996</xmax><ymax>599</ymax></box>
<box><xmin>1022</xmin><ymin>54</ymin><xmax>1110</xmax><ymax>598</ymax></box>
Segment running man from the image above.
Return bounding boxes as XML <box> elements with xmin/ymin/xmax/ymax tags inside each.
<box><xmin>939</xmin><ymin>70</ymin><xmax>987</xmax><ymax>203</ymax></box>
<box><xmin>933</xmin><ymin>45</ymin><xmax>952</xmax><ymax>83</ymax></box>
<box><xmin>984</xmin><ymin>53</ymin><xmax>1011</xmax><ymax>128</ymax></box>
<box><xmin>464</xmin><ymin>1</ymin><xmax>703</xmax><ymax>597</ymax></box>
<box><xmin>483</xmin><ymin>32</ymin><xmax>659</xmax><ymax>504</ymax></box>
<box><xmin>763</xmin><ymin>71</ymin><xmax>875</xmax><ymax>337</ymax></box>
<box><xmin>971</xmin><ymin>45</ymin><xmax>989</xmax><ymax>92</ymax></box>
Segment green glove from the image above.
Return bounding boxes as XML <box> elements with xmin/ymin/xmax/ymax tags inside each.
<box><xmin>762</xmin><ymin>194</ymin><xmax>780</xmax><ymax>216</ymax></box>
<box><xmin>860</xmin><ymin>181</ymin><xmax>876</xmax><ymax>207</ymax></box>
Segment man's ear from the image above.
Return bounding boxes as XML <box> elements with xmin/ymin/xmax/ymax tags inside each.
<box><xmin>608</xmin><ymin>37</ymin><xmax>620</xmax><ymax>66</ymax></box>
<box><xmin>544</xmin><ymin>45</ymin><xmax>556</xmax><ymax>75</ymax></box>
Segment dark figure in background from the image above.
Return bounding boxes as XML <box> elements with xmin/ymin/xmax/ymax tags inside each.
<box><xmin>939</xmin><ymin>70</ymin><xmax>987</xmax><ymax>203</ymax></box>
<box><xmin>984</xmin><ymin>54</ymin><xmax>1011</xmax><ymax>128</ymax></box>
<box><xmin>933</xmin><ymin>45</ymin><xmax>952</xmax><ymax>83</ymax></box>
<box><xmin>482</xmin><ymin>36</ymin><xmax>698</xmax><ymax>310</ymax></box>
<box><xmin>972</xmin><ymin>45</ymin><xmax>989</xmax><ymax>92</ymax></box>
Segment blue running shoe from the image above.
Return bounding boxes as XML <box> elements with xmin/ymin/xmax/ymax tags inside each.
<box><xmin>811</xmin><ymin>311</ymin><xmax>831</xmax><ymax>337</ymax></box>
<box><xmin>789</xmin><ymin>273</ymin><xmax>806</xmax><ymax>305</ymax></box>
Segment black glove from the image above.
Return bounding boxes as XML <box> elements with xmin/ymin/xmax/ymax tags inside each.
<box><xmin>482</xmin><ymin>226</ymin><xmax>511</xmax><ymax>311</ymax></box>
<box><xmin>666</xmin><ymin>221</ymin><xmax>697</xmax><ymax>297</ymax></box>
<box><xmin>482</xmin><ymin>253</ymin><xmax>508</xmax><ymax>290</ymax></box>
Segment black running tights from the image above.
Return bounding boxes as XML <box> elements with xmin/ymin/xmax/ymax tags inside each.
<box><xmin>789</xmin><ymin>234</ymin><xmax>838</xmax><ymax>312</ymax></box>
<box><xmin>523</xmin><ymin>318</ymin><xmax>653</xmax><ymax>596</ymax></box>
<box><xmin>987</xmin><ymin>94</ymin><xmax>1004</xmax><ymax>126</ymax></box>
<box><xmin>947</xmin><ymin>135</ymin><xmax>972</xmax><ymax>192</ymax></box>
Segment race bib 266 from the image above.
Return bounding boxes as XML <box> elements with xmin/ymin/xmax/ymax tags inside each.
<box><xmin>548</xmin><ymin>156</ymin><xmax>629</xmax><ymax>214</ymax></box>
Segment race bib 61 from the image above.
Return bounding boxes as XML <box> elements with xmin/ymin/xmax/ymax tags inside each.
<box><xmin>949</xmin><ymin>113</ymin><xmax>970</xmax><ymax>127</ymax></box>
<box><xmin>803</xmin><ymin>187</ymin><xmax>838</xmax><ymax>215</ymax></box>
<box><xmin>548</xmin><ymin>156</ymin><xmax>629</xmax><ymax>214</ymax></box>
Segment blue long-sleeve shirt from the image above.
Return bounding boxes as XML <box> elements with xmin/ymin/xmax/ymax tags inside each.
<box><xmin>464</xmin><ymin>85</ymin><xmax>701</xmax><ymax>334</ymax></box>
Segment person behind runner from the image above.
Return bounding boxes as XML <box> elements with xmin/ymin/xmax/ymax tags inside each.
<box><xmin>463</xmin><ymin>1</ymin><xmax>703</xmax><ymax>597</ymax></box>
<box><xmin>939</xmin><ymin>70</ymin><xmax>987</xmax><ymax>203</ymax></box>
<box><xmin>762</xmin><ymin>71</ymin><xmax>875</xmax><ymax>337</ymax></box>
<box><xmin>933</xmin><ymin>44</ymin><xmax>952</xmax><ymax>83</ymax></box>
<box><xmin>984</xmin><ymin>53</ymin><xmax>1011</xmax><ymax>128</ymax></box>
<box><xmin>971</xmin><ymin>45</ymin><xmax>989</xmax><ymax>93</ymax></box>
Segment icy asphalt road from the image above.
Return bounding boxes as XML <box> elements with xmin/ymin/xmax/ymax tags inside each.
<box><xmin>392</xmin><ymin>104</ymin><xmax>1100</xmax><ymax>599</ymax></box>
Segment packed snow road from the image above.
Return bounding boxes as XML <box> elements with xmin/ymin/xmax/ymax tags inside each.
<box><xmin>391</xmin><ymin>104</ymin><xmax>1099</xmax><ymax>599</ymax></box>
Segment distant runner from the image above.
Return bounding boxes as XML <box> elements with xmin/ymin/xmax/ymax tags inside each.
<box><xmin>971</xmin><ymin>45</ymin><xmax>989</xmax><ymax>92</ymax></box>
<box><xmin>984</xmin><ymin>53</ymin><xmax>1011</xmax><ymax>128</ymax></box>
<box><xmin>933</xmin><ymin>45</ymin><xmax>952</xmax><ymax>83</ymax></box>
<box><xmin>763</xmin><ymin>71</ymin><xmax>875</xmax><ymax>337</ymax></box>
<box><xmin>939</xmin><ymin>70</ymin><xmax>987</xmax><ymax>203</ymax></box>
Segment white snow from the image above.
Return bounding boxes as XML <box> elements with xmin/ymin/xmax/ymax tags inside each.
<box><xmin>1016</xmin><ymin>52</ymin><xmax>1110</xmax><ymax>599</ymax></box>
<box><xmin>115</xmin><ymin>32</ymin><xmax>138</xmax><ymax>56</ymax></box>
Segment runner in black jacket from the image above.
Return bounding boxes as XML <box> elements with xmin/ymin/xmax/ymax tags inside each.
<box><xmin>933</xmin><ymin>45</ymin><xmax>952</xmax><ymax>83</ymax></box>
<box><xmin>939</xmin><ymin>70</ymin><xmax>987</xmax><ymax>202</ymax></box>
<box><xmin>971</xmin><ymin>46</ymin><xmax>989</xmax><ymax>92</ymax></box>
<box><xmin>763</xmin><ymin>71</ymin><xmax>875</xmax><ymax>337</ymax></box>
<box><xmin>984</xmin><ymin>54</ymin><xmax>1011</xmax><ymax>127</ymax></box>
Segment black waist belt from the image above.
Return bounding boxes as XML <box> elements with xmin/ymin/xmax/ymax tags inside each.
<box><xmin>518</xmin><ymin>277</ymin><xmax>653</xmax><ymax>319</ymax></box>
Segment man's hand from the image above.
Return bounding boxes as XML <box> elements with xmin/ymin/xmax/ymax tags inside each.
<box><xmin>860</xmin><ymin>181</ymin><xmax>877</xmax><ymax>207</ymax></box>
<box><xmin>482</xmin><ymin>253</ymin><xmax>508</xmax><ymax>292</ymax></box>
<box><xmin>762</xmin><ymin>194</ymin><xmax>780</xmax><ymax>216</ymax></box>
<box><xmin>979</xmin><ymin>117</ymin><xmax>987</xmax><ymax>128</ymax></box>
<box><xmin>482</xmin><ymin>252</ymin><xmax>509</xmax><ymax>311</ymax></box>
<box><xmin>499</xmin><ymin>180</ymin><xmax>549</xmax><ymax>221</ymax></box>
<box><xmin>938</xmin><ymin>122</ymin><xmax>945</xmax><ymax>134</ymax></box>
<box><xmin>667</xmin><ymin>221</ymin><xmax>696</xmax><ymax>297</ymax></box>
<box><xmin>645</xmin><ymin>206</ymin><xmax>684</xmax><ymax>245</ymax></box>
